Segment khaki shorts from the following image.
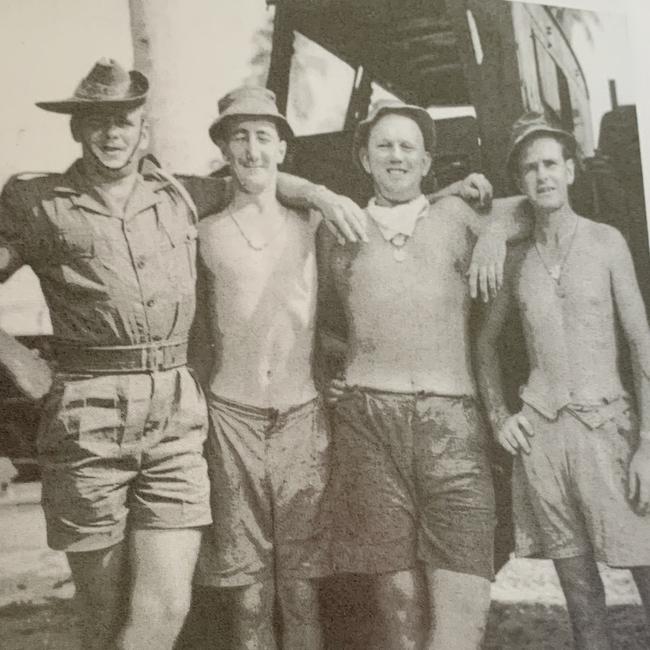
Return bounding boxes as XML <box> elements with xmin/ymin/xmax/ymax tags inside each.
<box><xmin>38</xmin><ymin>367</ymin><xmax>211</xmax><ymax>552</ymax></box>
<box><xmin>331</xmin><ymin>388</ymin><xmax>496</xmax><ymax>580</ymax></box>
<box><xmin>195</xmin><ymin>394</ymin><xmax>331</xmax><ymax>588</ymax></box>
<box><xmin>514</xmin><ymin>398</ymin><xmax>650</xmax><ymax>566</ymax></box>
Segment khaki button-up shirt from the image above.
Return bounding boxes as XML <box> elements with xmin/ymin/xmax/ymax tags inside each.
<box><xmin>0</xmin><ymin>159</ymin><xmax>200</xmax><ymax>346</ymax></box>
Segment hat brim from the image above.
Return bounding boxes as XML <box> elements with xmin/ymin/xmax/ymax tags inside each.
<box><xmin>36</xmin><ymin>70</ymin><xmax>148</xmax><ymax>114</ymax></box>
<box><xmin>209</xmin><ymin>113</ymin><xmax>294</xmax><ymax>145</ymax></box>
<box><xmin>353</xmin><ymin>105</ymin><xmax>436</xmax><ymax>169</ymax></box>
<box><xmin>507</xmin><ymin>127</ymin><xmax>576</xmax><ymax>179</ymax></box>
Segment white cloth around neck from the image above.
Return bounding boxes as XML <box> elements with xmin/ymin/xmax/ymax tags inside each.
<box><xmin>366</xmin><ymin>194</ymin><xmax>429</xmax><ymax>241</ymax></box>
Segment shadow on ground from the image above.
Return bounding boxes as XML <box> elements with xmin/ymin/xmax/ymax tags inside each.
<box><xmin>0</xmin><ymin>598</ymin><xmax>79</xmax><ymax>650</ymax></box>
<box><xmin>177</xmin><ymin>575</ymin><xmax>649</xmax><ymax>649</ymax></box>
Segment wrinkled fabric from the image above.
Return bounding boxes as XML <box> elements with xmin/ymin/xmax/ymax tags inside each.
<box><xmin>331</xmin><ymin>388</ymin><xmax>496</xmax><ymax>580</ymax></box>
<box><xmin>195</xmin><ymin>393</ymin><xmax>331</xmax><ymax>587</ymax></box>
<box><xmin>514</xmin><ymin>398</ymin><xmax>650</xmax><ymax>566</ymax></box>
<box><xmin>0</xmin><ymin>159</ymin><xmax>197</xmax><ymax>345</ymax></box>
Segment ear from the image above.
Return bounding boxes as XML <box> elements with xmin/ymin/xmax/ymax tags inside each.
<box><xmin>70</xmin><ymin>115</ymin><xmax>82</xmax><ymax>143</ymax></box>
<box><xmin>566</xmin><ymin>158</ymin><xmax>575</xmax><ymax>185</ymax></box>
<box><xmin>136</xmin><ymin>118</ymin><xmax>149</xmax><ymax>151</ymax></box>
<box><xmin>277</xmin><ymin>139</ymin><xmax>287</xmax><ymax>165</ymax></box>
<box><xmin>360</xmin><ymin>148</ymin><xmax>371</xmax><ymax>175</ymax></box>
<box><xmin>421</xmin><ymin>151</ymin><xmax>432</xmax><ymax>177</ymax></box>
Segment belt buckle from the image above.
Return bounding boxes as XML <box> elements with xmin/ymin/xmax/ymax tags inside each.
<box><xmin>143</xmin><ymin>346</ymin><xmax>165</xmax><ymax>371</ymax></box>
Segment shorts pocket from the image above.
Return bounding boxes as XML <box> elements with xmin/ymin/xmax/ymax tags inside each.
<box><xmin>37</xmin><ymin>375</ymin><xmax>123</xmax><ymax>455</ymax></box>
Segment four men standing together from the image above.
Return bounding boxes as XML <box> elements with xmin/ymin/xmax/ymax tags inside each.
<box><xmin>1</xmin><ymin>57</ymin><xmax>649</xmax><ymax>650</ymax></box>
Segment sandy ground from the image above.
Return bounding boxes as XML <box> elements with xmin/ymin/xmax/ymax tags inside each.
<box><xmin>1</xmin><ymin>485</ymin><xmax>648</xmax><ymax>649</ymax></box>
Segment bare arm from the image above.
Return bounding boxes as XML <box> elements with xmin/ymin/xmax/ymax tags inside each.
<box><xmin>276</xmin><ymin>173</ymin><xmax>368</xmax><ymax>243</ymax></box>
<box><xmin>187</xmin><ymin>257</ymin><xmax>216</xmax><ymax>389</ymax></box>
<box><xmin>315</xmin><ymin>225</ymin><xmax>348</xmax><ymax>398</ymax></box>
<box><xmin>427</xmin><ymin>173</ymin><xmax>493</xmax><ymax>209</ymax></box>
<box><xmin>464</xmin><ymin>196</ymin><xmax>534</xmax><ymax>300</ymax></box>
<box><xmin>609</xmin><ymin>229</ymin><xmax>650</xmax><ymax>433</ymax></box>
<box><xmin>0</xmin><ymin>184</ymin><xmax>52</xmax><ymax>400</ymax></box>
<box><xmin>476</xmin><ymin>247</ymin><xmax>535</xmax><ymax>455</ymax></box>
<box><xmin>608</xmin><ymin>228</ymin><xmax>650</xmax><ymax>510</ymax></box>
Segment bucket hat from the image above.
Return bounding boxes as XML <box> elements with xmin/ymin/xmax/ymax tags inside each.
<box><xmin>352</xmin><ymin>99</ymin><xmax>436</xmax><ymax>169</ymax></box>
<box><xmin>36</xmin><ymin>58</ymin><xmax>148</xmax><ymax>114</ymax></box>
<box><xmin>507</xmin><ymin>111</ymin><xmax>576</xmax><ymax>179</ymax></box>
<box><xmin>209</xmin><ymin>86</ymin><xmax>293</xmax><ymax>144</ymax></box>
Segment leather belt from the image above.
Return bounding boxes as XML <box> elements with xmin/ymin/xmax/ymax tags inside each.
<box><xmin>51</xmin><ymin>340</ymin><xmax>188</xmax><ymax>373</ymax></box>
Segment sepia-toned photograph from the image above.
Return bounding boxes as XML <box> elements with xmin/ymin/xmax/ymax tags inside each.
<box><xmin>1</xmin><ymin>1</ymin><xmax>649</xmax><ymax>648</ymax></box>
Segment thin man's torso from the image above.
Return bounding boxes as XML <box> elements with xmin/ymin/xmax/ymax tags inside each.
<box><xmin>514</xmin><ymin>217</ymin><xmax>627</xmax><ymax>402</ymax></box>
<box><xmin>198</xmin><ymin>205</ymin><xmax>320</xmax><ymax>409</ymax></box>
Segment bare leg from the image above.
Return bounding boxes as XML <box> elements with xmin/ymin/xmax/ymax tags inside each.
<box><xmin>117</xmin><ymin>528</ymin><xmax>202</xmax><ymax>650</ymax></box>
<box><xmin>631</xmin><ymin>566</ymin><xmax>650</xmax><ymax>624</ymax></box>
<box><xmin>374</xmin><ymin>569</ymin><xmax>425</xmax><ymax>650</ymax></box>
<box><xmin>554</xmin><ymin>555</ymin><xmax>611</xmax><ymax>650</ymax></box>
<box><xmin>424</xmin><ymin>568</ymin><xmax>490</xmax><ymax>650</ymax></box>
<box><xmin>67</xmin><ymin>543</ymin><xmax>128</xmax><ymax>650</ymax></box>
<box><xmin>277</xmin><ymin>577</ymin><xmax>322</xmax><ymax>650</ymax></box>
<box><xmin>230</xmin><ymin>580</ymin><xmax>276</xmax><ymax>649</ymax></box>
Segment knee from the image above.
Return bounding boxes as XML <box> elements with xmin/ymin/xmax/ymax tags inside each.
<box><xmin>130</xmin><ymin>590</ymin><xmax>191</xmax><ymax>630</ymax></box>
<box><xmin>234</xmin><ymin>582</ymin><xmax>274</xmax><ymax>624</ymax></box>
<box><xmin>384</xmin><ymin>572</ymin><xmax>420</xmax><ymax>611</ymax></box>
<box><xmin>277</xmin><ymin>579</ymin><xmax>319</xmax><ymax>621</ymax></box>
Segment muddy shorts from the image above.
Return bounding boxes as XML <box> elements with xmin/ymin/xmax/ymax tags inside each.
<box><xmin>514</xmin><ymin>398</ymin><xmax>650</xmax><ymax>566</ymax></box>
<box><xmin>331</xmin><ymin>388</ymin><xmax>496</xmax><ymax>580</ymax></box>
<box><xmin>37</xmin><ymin>367</ymin><xmax>211</xmax><ymax>552</ymax></box>
<box><xmin>194</xmin><ymin>394</ymin><xmax>331</xmax><ymax>588</ymax></box>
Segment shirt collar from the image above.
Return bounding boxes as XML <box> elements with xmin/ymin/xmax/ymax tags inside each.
<box><xmin>53</xmin><ymin>158</ymin><xmax>171</xmax><ymax>219</ymax></box>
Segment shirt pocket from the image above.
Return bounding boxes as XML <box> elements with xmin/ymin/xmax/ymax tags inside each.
<box><xmin>56</xmin><ymin>226</ymin><xmax>96</xmax><ymax>260</ymax></box>
<box><xmin>158</xmin><ymin>212</ymin><xmax>197</xmax><ymax>289</ymax></box>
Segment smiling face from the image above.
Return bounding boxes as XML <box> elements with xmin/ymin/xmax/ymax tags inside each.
<box><xmin>222</xmin><ymin>117</ymin><xmax>287</xmax><ymax>194</ymax></box>
<box><xmin>360</xmin><ymin>113</ymin><xmax>432</xmax><ymax>205</ymax></box>
<box><xmin>74</xmin><ymin>106</ymin><xmax>148</xmax><ymax>174</ymax></box>
<box><xmin>516</xmin><ymin>135</ymin><xmax>575</xmax><ymax>214</ymax></box>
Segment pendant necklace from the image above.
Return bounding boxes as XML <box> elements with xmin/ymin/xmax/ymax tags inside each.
<box><xmin>390</xmin><ymin>233</ymin><xmax>409</xmax><ymax>262</ymax></box>
<box><xmin>228</xmin><ymin>205</ymin><xmax>287</xmax><ymax>251</ymax></box>
<box><xmin>534</xmin><ymin>218</ymin><xmax>579</xmax><ymax>298</ymax></box>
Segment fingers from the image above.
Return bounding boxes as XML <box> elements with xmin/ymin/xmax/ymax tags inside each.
<box><xmin>323</xmin><ymin>197</ymin><xmax>368</xmax><ymax>244</ymax></box>
<box><xmin>517</xmin><ymin>415</ymin><xmax>534</xmax><ymax>438</ymax></box>
<box><xmin>345</xmin><ymin>200</ymin><xmax>369</xmax><ymax>242</ymax></box>
<box><xmin>324</xmin><ymin>219</ymin><xmax>345</xmax><ymax>246</ymax></box>
<box><xmin>332</xmin><ymin>208</ymin><xmax>358</xmax><ymax>243</ymax></box>
<box><xmin>479</xmin><ymin>266</ymin><xmax>489</xmax><ymax>303</ymax></box>
<box><xmin>466</xmin><ymin>173</ymin><xmax>493</xmax><ymax>209</ymax></box>
<box><xmin>498</xmin><ymin>415</ymin><xmax>534</xmax><ymax>455</ymax></box>
<box><xmin>468</xmin><ymin>263</ymin><xmax>479</xmax><ymax>300</ymax></box>
<box><xmin>628</xmin><ymin>469</ymin><xmax>639</xmax><ymax>504</ymax></box>
<box><xmin>325</xmin><ymin>378</ymin><xmax>348</xmax><ymax>404</ymax></box>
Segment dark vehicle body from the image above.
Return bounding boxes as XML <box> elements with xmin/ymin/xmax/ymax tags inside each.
<box><xmin>264</xmin><ymin>0</ymin><xmax>596</xmax><ymax>571</ymax></box>
<box><xmin>268</xmin><ymin>0</ymin><xmax>593</xmax><ymax>200</ymax></box>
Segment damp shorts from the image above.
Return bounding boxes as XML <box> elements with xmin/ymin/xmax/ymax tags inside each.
<box><xmin>514</xmin><ymin>397</ymin><xmax>650</xmax><ymax>566</ymax></box>
<box><xmin>195</xmin><ymin>393</ymin><xmax>331</xmax><ymax>588</ymax></box>
<box><xmin>331</xmin><ymin>388</ymin><xmax>496</xmax><ymax>580</ymax></box>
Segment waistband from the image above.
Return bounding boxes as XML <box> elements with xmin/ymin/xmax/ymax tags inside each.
<box><xmin>208</xmin><ymin>392</ymin><xmax>319</xmax><ymax>421</ymax></box>
<box><xmin>342</xmin><ymin>384</ymin><xmax>475</xmax><ymax>401</ymax></box>
<box><xmin>523</xmin><ymin>393</ymin><xmax>631</xmax><ymax>429</ymax></box>
<box><xmin>51</xmin><ymin>340</ymin><xmax>188</xmax><ymax>373</ymax></box>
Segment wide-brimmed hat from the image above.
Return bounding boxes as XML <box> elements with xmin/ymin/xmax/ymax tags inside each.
<box><xmin>36</xmin><ymin>58</ymin><xmax>148</xmax><ymax>114</ymax></box>
<box><xmin>506</xmin><ymin>111</ymin><xmax>576</xmax><ymax>179</ymax></box>
<box><xmin>209</xmin><ymin>86</ymin><xmax>293</xmax><ymax>145</ymax></box>
<box><xmin>352</xmin><ymin>99</ymin><xmax>437</xmax><ymax>168</ymax></box>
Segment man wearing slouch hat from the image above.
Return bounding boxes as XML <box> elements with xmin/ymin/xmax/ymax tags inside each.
<box><xmin>0</xmin><ymin>59</ymin><xmax>370</xmax><ymax>649</ymax></box>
